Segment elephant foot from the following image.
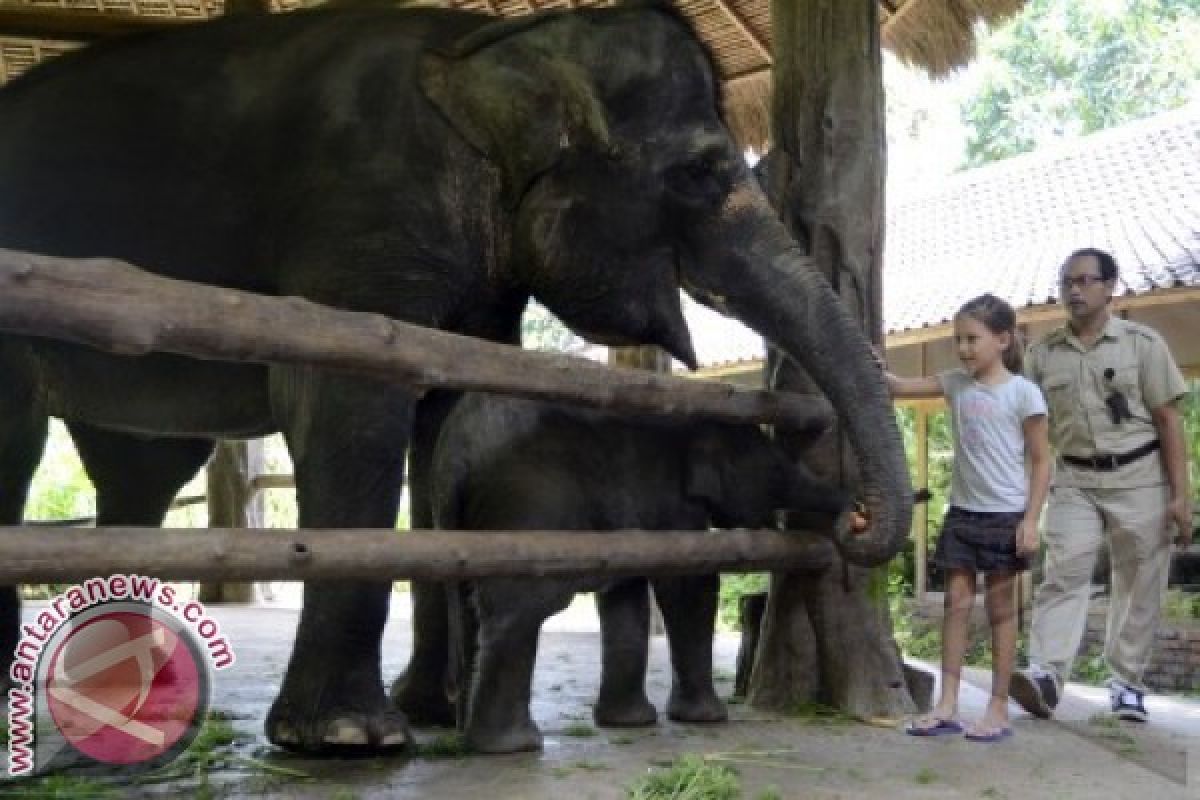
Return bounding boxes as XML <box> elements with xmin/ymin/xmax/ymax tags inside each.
<box><xmin>667</xmin><ymin>688</ymin><xmax>727</xmax><ymax>724</ymax></box>
<box><xmin>391</xmin><ymin>674</ymin><xmax>456</xmax><ymax>728</ymax></box>
<box><xmin>593</xmin><ymin>694</ymin><xmax>658</xmax><ymax>727</ymax></box>
<box><xmin>267</xmin><ymin>668</ymin><xmax>412</xmax><ymax>754</ymax></box>
<box><xmin>465</xmin><ymin>719</ymin><xmax>543</xmax><ymax>754</ymax></box>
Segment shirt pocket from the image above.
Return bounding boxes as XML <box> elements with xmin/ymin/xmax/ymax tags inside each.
<box><xmin>1040</xmin><ymin>371</ymin><xmax>1076</xmax><ymax>445</ymax></box>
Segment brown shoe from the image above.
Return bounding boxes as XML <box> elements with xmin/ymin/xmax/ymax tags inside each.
<box><xmin>1010</xmin><ymin>670</ymin><xmax>1057</xmax><ymax>719</ymax></box>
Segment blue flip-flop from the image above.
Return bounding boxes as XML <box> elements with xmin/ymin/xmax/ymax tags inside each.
<box><xmin>905</xmin><ymin>718</ymin><xmax>964</xmax><ymax>737</ymax></box>
<box><xmin>965</xmin><ymin>726</ymin><xmax>1013</xmax><ymax>743</ymax></box>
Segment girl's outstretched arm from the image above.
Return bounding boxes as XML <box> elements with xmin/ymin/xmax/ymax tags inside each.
<box><xmin>885</xmin><ymin>372</ymin><xmax>944</xmax><ymax>399</ymax></box>
<box><xmin>1018</xmin><ymin>413</ymin><xmax>1051</xmax><ymax>557</ymax></box>
<box><xmin>872</xmin><ymin>346</ymin><xmax>944</xmax><ymax>399</ymax></box>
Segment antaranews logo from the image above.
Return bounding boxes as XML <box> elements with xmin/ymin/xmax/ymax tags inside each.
<box><xmin>6</xmin><ymin>575</ymin><xmax>235</xmax><ymax>777</ymax></box>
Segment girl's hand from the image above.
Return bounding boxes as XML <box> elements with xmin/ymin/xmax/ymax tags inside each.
<box><xmin>1016</xmin><ymin>517</ymin><xmax>1039</xmax><ymax>558</ymax></box>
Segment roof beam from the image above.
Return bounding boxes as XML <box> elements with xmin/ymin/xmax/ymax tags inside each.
<box><xmin>885</xmin><ymin>287</ymin><xmax>1200</xmax><ymax>349</ymax></box>
<box><xmin>714</xmin><ymin>0</ymin><xmax>771</xmax><ymax>64</ymax></box>
<box><xmin>0</xmin><ymin>7</ymin><xmax>188</xmax><ymax>42</ymax></box>
<box><xmin>724</xmin><ymin>65</ymin><xmax>770</xmax><ymax>88</ymax></box>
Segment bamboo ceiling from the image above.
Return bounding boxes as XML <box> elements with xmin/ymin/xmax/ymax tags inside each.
<box><xmin>0</xmin><ymin>0</ymin><xmax>1027</xmax><ymax>148</ymax></box>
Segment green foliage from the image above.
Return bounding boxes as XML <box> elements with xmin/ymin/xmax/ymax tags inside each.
<box><xmin>415</xmin><ymin>733</ymin><xmax>473</xmax><ymax>759</ymax></box>
<box><xmin>520</xmin><ymin>300</ymin><xmax>586</xmax><ymax>353</ymax></box>
<box><xmin>627</xmin><ymin>755</ymin><xmax>740</xmax><ymax>800</ymax></box>
<box><xmin>562</xmin><ymin>722</ymin><xmax>598</xmax><ymax>738</ymax></box>
<box><xmin>25</xmin><ymin>420</ymin><xmax>94</xmax><ymax>522</ymax></box>
<box><xmin>1071</xmin><ymin>648</ymin><xmax>1110</xmax><ymax>686</ymax></box>
<box><xmin>0</xmin><ymin>774</ymin><xmax>120</xmax><ymax>799</ymax></box>
<box><xmin>1183</xmin><ymin>381</ymin><xmax>1200</xmax><ymax>513</ymax></box>
<box><xmin>716</xmin><ymin>573</ymin><xmax>768</xmax><ymax>631</ymax></box>
<box><xmin>1164</xmin><ymin>589</ymin><xmax>1200</xmax><ymax>621</ymax></box>
<box><xmin>914</xmin><ymin>767</ymin><xmax>939</xmax><ymax>785</ymax></box>
<box><xmin>894</xmin><ymin>615</ymin><xmax>1029</xmax><ymax>670</ymax></box>
<box><xmin>962</xmin><ymin>0</ymin><xmax>1200</xmax><ymax>168</ymax></box>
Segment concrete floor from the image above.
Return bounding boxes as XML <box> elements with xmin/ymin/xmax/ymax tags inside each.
<box><xmin>4</xmin><ymin>589</ymin><xmax>1200</xmax><ymax>799</ymax></box>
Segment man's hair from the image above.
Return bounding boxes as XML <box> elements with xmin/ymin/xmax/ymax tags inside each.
<box><xmin>1064</xmin><ymin>247</ymin><xmax>1119</xmax><ymax>282</ymax></box>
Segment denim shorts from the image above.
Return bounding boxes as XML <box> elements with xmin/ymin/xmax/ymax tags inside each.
<box><xmin>934</xmin><ymin>506</ymin><xmax>1030</xmax><ymax>574</ymax></box>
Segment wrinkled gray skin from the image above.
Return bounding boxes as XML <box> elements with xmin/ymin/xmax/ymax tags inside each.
<box><xmin>0</xmin><ymin>1</ymin><xmax>910</xmax><ymax>754</ymax></box>
<box><xmin>430</xmin><ymin>394</ymin><xmax>849</xmax><ymax>754</ymax></box>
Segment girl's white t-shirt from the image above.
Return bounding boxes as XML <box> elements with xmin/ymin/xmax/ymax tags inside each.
<box><xmin>938</xmin><ymin>369</ymin><xmax>1048</xmax><ymax>513</ymax></box>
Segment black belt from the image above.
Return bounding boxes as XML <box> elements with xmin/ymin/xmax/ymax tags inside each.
<box><xmin>1061</xmin><ymin>440</ymin><xmax>1160</xmax><ymax>471</ymax></box>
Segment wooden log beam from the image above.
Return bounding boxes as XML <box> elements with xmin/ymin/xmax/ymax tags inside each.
<box><xmin>0</xmin><ymin>527</ymin><xmax>836</xmax><ymax>583</ymax></box>
<box><xmin>0</xmin><ymin>7</ymin><xmax>190</xmax><ymax>42</ymax></box>
<box><xmin>0</xmin><ymin>248</ymin><xmax>831</xmax><ymax>431</ymax></box>
<box><xmin>715</xmin><ymin>0</ymin><xmax>772</xmax><ymax>64</ymax></box>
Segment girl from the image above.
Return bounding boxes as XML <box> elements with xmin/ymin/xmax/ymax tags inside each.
<box><xmin>886</xmin><ymin>293</ymin><xmax>1050</xmax><ymax>742</ymax></box>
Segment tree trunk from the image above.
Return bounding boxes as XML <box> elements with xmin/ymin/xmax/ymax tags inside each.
<box><xmin>746</xmin><ymin>0</ymin><xmax>928</xmax><ymax>721</ymax></box>
<box><xmin>198</xmin><ymin>439</ymin><xmax>263</xmax><ymax>604</ymax></box>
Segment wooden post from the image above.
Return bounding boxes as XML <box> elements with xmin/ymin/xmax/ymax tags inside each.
<box><xmin>198</xmin><ymin>440</ymin><xmax>264</xmax><ymax>604</ymax></box>
<box><xmin>748</xmin><ymin>0</ymin><xmax>921</xmax><ymax>721</ymax></box>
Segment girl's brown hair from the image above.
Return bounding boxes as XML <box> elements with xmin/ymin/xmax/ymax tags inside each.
<box><xmin>956</xmin><ymin>293</ymin><xmax>1023</xmax><ymax>373</ymax></box>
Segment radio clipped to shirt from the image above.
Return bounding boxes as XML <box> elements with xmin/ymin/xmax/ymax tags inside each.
<box><xmin>1102</xmin><ymin>367</ymin><xmax>1133</xmax><ymax>425</ymax></box>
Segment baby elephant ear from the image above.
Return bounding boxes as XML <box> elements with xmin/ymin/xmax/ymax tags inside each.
<box><xmin>419</xmin><ymin>28</ymin><xmax>611</xmax><ymax>209</ymax></box>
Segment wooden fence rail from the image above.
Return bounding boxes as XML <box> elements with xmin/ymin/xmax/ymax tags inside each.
<box><xmin>0</xmin><ymin>248</ymin><xmax>830</xmax><ymax>432</ymax></box>
<box><xmin>0</xmin><ymin>527</ymin><xmax>835</xmax><ymax>584</ymax></box>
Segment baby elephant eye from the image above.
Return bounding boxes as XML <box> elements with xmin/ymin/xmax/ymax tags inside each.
<box><xmin>665</xmin><ymin>156</ymin><xmax>726</xmax><ymax>207</ymax></box>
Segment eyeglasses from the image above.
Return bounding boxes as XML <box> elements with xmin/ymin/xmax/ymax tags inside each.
<box><xmin>1059</xmin><ymin>274</ymin><xmax>1107</xmax><ymax>290</ymax></box>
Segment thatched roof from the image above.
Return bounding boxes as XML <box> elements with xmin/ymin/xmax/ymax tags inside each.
<box><xmin>0</xmin><ymin>0</ymin><xmax>1026</xmax><ymax>148</ymax></box>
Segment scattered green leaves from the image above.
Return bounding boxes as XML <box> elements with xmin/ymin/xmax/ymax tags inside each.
<box><xmin>627</xmin><ymin>754</ymin><xmax>740</xmax><ymax>800</ymax></box>
<box><xmin>562</xmin><ymin>722</ymin><xmax>598</xmax><ymax>738</ymax></box>
<box><xmin>415</xmin><ymin>732</ymin><xmax>473</xmax><ymax>760</ymax></box>
<box><xmin>914</xmin><ymin>766</ymin><xmax>939</xmax><ymax>785</ymax></box>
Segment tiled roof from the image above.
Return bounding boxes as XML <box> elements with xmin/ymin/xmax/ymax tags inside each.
<box><xmin>687</xmin><ymin>104</ymin><xmax>1200</xmax><ymax>370</ymax></box>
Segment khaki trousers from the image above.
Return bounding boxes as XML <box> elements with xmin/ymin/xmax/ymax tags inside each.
<box><xmin>1029</xmin><ymin>485</ymin><xmax>1172</xmax><ymax>692</ymax></box>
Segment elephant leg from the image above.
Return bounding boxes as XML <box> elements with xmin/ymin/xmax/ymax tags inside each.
<box><xmin>0</xmin><ymin>362</ymin><xmax>47</xmax><ymax>690</ymax></box>
<box><xmin>465</xmin><ymin>578</ymin><xmax>572</xmax><ymax>754</ymax></box>
<box><xmin>265</xmin><ymin>368</ymin><xmax>414</xmax><ymax>754</ymax></box>
<box><xmin>67</xmin><ymin>423</ymin><xmax>215</xmax><ymax>525</ymax></box>
<box><xmin>594</xmin><ymin>579</ymin><xmax>657</xmax><ymax>727</ymax></box>
<box><xmin>652</xmin><ymin>574</ymin><xmax>727</xmax><ymax>723</ymax></box>
<box><xmin>392</xmin><ymin>391</ymin><xmax>458</xmax><ymax>726</ymax></box>
<box><xmin>392</xmin><ymin>583</ymin><xmax>456</xmax><ymax>726</ymax></box>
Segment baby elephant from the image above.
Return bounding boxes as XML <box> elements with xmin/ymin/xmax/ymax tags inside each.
<box><xmin>430</xmin><ymin>393</ymin><xmax>851</xmax><ymax>754</ymax></box>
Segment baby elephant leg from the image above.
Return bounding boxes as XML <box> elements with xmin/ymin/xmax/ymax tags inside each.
<box><xmin>653</xmin><ymin>575</ymin><xmax>727</xmax><ymax>723</ymax></box>
<box><xmin>594</xmin><ymin>579</ymin><xmax>657</xmax><ymax>727</ymax></box>
<box><xmin>465</xmin><ymin>578</ymin><xmax>573</xmax><ymax>754</ymax></box>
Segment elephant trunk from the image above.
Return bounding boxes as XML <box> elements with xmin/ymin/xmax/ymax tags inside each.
<box><xmin>681</xmin><ymin>181</ymin><xmax>911</xmax><ymax>567</ymax></box>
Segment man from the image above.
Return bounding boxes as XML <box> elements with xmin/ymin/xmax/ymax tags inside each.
<box><xmin>1010</xmin><ymin>248</ymin><xmax>1192</xmax><ymax>722</ymax></box>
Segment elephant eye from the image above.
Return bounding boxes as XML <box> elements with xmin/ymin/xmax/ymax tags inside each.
<box><xmin>665</xmin><ymin>156</ymin><xmax>725</xmax><ymax>208</ymax></box>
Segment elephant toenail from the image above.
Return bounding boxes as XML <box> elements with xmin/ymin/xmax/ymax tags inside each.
<box><xmin>381</xmin><ymin>730</ymin><xmax>410</xmax><ymax>747</ymax></box>
<box><xmin>323</xmin><ymin>719</ymin><xmax>370</xmax><ymax>745</ymax></box>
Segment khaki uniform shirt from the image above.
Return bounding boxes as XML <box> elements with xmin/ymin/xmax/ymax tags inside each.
<box><xmin>1025</xmin><ymin>316</ymin><xmax>1186</xmax><ymax>489</ymax></box>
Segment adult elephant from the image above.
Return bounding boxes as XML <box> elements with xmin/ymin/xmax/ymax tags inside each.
<box><xmin>427</xmin><ymin>393</ymin><xmax>849</xmax><ymax>754</ymax></box>
<box><xmin>0</xmin><ymin>1</ymin><xmax>911</xmax><ymax>753</ymax></box>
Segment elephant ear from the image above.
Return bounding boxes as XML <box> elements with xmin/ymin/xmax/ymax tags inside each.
<box><xmin>419</xmin><ymin>18</ymin><xmax>612</xmax><ymax>209</ymax></box>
